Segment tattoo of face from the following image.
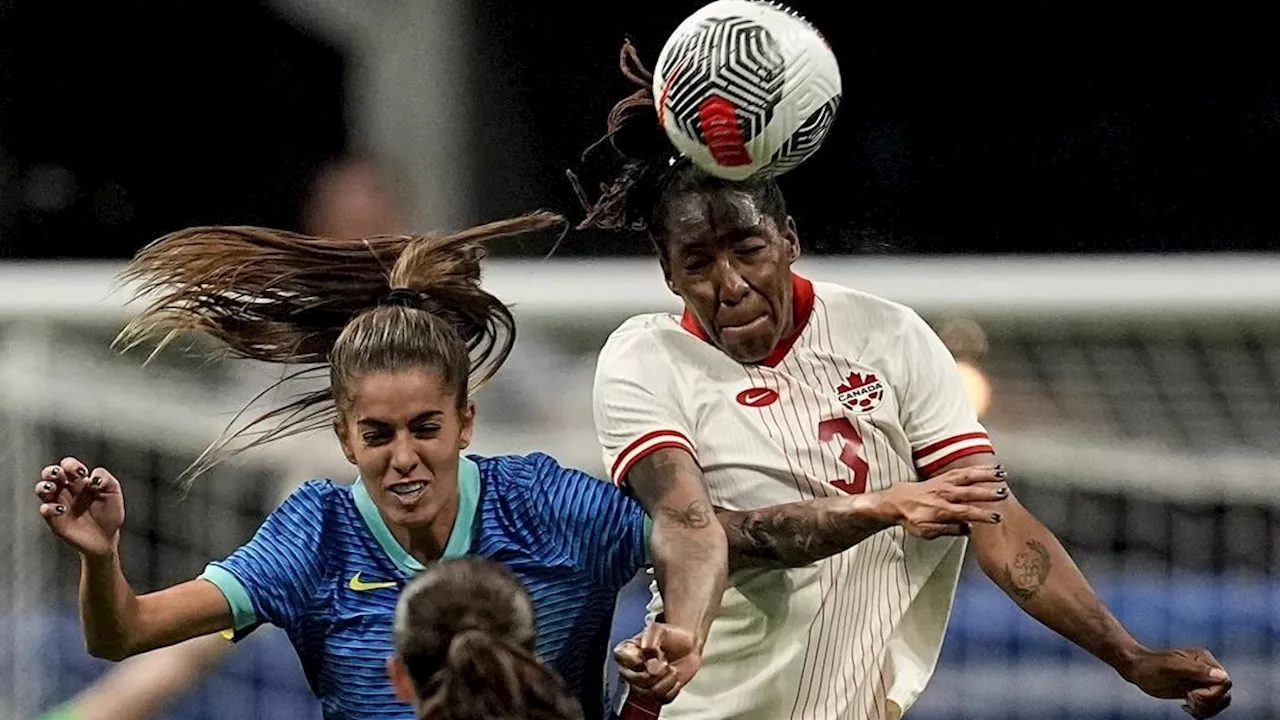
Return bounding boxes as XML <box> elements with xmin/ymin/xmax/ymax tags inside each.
<box><xmin>1004</xmin><ymin>539</ymin><xmax>1052</xmax><ymax>601</ymax></box>
<box><xmin>660</xmin><ymin>500</ymin><xmax>713</xmax><ymax>529</ymax></box>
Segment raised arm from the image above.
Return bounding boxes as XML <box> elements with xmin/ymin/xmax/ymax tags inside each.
<box><xmin>35</xmin><ymin>457</ymin><xmax>232</xmax><ymax>660</ymax></box>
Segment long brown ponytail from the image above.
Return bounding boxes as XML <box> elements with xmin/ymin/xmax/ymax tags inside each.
<box><xmin>115</xmin><ymin>212</ymin><xmax>565</xmax><ymax>484</ymax></box>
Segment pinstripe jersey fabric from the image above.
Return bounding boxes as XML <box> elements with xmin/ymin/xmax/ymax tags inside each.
<box><xmin>594</xmin><ymin>275</ymin><xmax>995</xmax><ymax>720</ymax></box>
<box><xmin>201</xmin><ymin>453</ymin><xmax>649</xmax><ymax>720</ymax></box>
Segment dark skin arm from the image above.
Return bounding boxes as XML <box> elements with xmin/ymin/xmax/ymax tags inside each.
<box><xmin>952</xmin><ymin>452</ymin><xmax>1232</xmax><ymax>719</ymax></box>
<box><xmin>717</xmin><ymin>494</ymin><xmax>888</xmax><ymax>572</ymax></box>
<box><xmin>625</xmin><ymin>447</ymin><xmax>727</xmax><ymax>690</ymax></box>
<box><xmin>716</xmin><ymin>464</ymin><xmax>1011</xmax><ymax>571</ymax></box>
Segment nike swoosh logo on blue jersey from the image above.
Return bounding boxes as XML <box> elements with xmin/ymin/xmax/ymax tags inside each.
<box><xmin>348</xmin><ymin>572</ymin><xmax>397</xmax><ymax>591</ymax></box>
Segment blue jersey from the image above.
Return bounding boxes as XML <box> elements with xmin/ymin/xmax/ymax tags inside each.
<box><xmin>200</xmin><ymin>453</ymin><xmax>651</xmax><ymax>720</ymax></box>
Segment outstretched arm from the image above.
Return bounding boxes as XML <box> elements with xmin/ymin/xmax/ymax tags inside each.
<box><xmin>627</xmin><ymin>448</ymin><xmax>727</xmax><ymax>651</ymax></box>
<box><xmin>35</xmin><ymin>458</ymin><xmax>232</xmax><ymax>660</ymax></box>
<box><xmin>717</xmin><ymin>464</ymin><xmax>1009</xmax><ymax>571</ymax></box>
<box><xmin>952</xmin><ymin>453</ymin><xmax>1232</xmax><ymax>718</ymax></box>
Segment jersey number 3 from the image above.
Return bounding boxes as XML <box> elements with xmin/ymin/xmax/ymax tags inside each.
<box><xmin>818</xmin><ymin>417</ymin><xmax>869</xmax><ymax>494</ymax></box>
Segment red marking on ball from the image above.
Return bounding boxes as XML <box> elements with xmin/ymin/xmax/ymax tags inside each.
<box><xmin>697</xmin><ymin>96</ymin><xmax>752</xmax><ymax>167</ymax></box>
<box><xmin>657</xmin><ymin>59</ymin><xmax>689</xmax><ymax>128</ymax></box>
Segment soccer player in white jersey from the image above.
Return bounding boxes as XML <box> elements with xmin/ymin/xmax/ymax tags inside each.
<box><xmin>572</xmin><ymin>43</ymin><xmax>1233</xmax><ymax>720</ymax></box>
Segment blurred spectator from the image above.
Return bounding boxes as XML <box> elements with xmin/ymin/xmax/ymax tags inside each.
<box><xmin>301</xmin><ymin>154</ymin><xmax>406</xmax><ymax>238</ymax></box>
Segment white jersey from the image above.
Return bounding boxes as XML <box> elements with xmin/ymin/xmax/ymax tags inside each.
<box><xmin>593</xmin><ymin>275</ymin><xmax>994</xmax><ymax>720</ymax></box>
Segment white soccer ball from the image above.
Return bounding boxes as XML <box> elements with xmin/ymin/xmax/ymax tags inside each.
<box><xmin>652</xmin><ymin>0</ymin><xmax>842</xmax><ymax>181</ymax></box>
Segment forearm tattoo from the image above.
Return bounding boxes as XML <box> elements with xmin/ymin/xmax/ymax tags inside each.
<box><xmin>660</xmin><ymin>501</ymin><xmax>714</xmax><ymax>529</ymax></box>
<box><xmin>1003</xmin><ymin>539</ymin><xmax>1052</xmax><ymax>601</ymax></box>
<box><xmin>721</xmin><ymin>502</ymin><xmax>885</xmax><ymax>568</ymax></box>
<box><xmin>628</xmin><ymin>450</ymin><xmax>715</xmax><ymax>531</ymax></box>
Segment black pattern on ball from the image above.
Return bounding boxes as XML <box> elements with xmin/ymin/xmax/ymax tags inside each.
<box><xmin>659</xmin><ymin>15</ymin><xmax>785</xmax><ymax>145</ymax></box>
<box><xmin>769</xmin><ymin>94</ymin><xmax>840</xmax><ymax>175</ymax></box>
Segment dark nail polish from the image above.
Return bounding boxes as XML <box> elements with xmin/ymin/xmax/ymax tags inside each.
<box><xmin>43</xmin><ymin>482</ymin><xmax>54</xmax><ymax>493</ymax></box>
<box><xmin>995</xmin><ymin>464</ymin><xmax>1003</xmax><ymax>471</ymax></box>
<box><xmin>996</xmin><ymin>487</ymin><xmax>1008</xmax><ymax>496</ymax></box>
<box><xmin>991</xmin><ymin>513</ymin><xmax>1003</xmax><ymax>522</ymax></box>
<box><xmin>50</xmin><ymin>468</ymin><xmax>59</xmax><ymax>477</ymax></box>
<box><xmin>90</xmin><ymin>476</ymin><xmax>102</xmax><ymax>487</ymax></box>
<box><xmin>76</xmin><ymin>467</ymin><xmax>88</xmax><ymax>478</ymax></box>
<box><xmin>55</xmin><ymin>505</ymin><xmax>65</xmax><ymax>514</ymax></box>
<box><xmin>994</xmin><ymin>469</ymin><xmax>1007</xmax><ymax>479</ymax></box>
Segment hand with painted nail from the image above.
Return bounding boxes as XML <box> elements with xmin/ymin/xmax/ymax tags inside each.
<box><xmin>869</xmin><ymin>465</ymin><xmax>1010</xmax><ymax>540</ymax></box>
<box><xmin>35</xmin><ymin>456</ymin><xmax>125</xmax><ymax>559</ymax></box>
<box><xmin>1119</xmin><ymin>647</ymin><xmax>1232</xmax><ymax>718</ymax></box>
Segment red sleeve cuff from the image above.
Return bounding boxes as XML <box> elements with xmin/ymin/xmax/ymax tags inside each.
<box><xmin>610</xmin><ymin>430</ymin><xmax>697</xmax><ymax>487</ymax></box>
<box><xmin>913</xmin><ymin>432</ymin><xmax>995</xmax><ymax>476</ymax></box>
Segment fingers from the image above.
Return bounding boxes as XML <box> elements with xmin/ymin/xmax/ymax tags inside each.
<box><xmin>1196</xmin><ymin>649</ymin><xmax>1230</xmax><ymax>684</ymax></box>
<box><xmin>79</xmin><ymin>468</ymin><xmax>120</xmax><ymax>507</ymax></box>
<box><xmin>60</xmin><ymin>457</ymin><xmax>91</xmax><ymax>488</ymax></box>
<box><xmin>931</xmin><ymin>465</ymin><xmax>1007</xmax><ymax>487</ymax></box>
<box><xmin>943</xmin><ymin>484</ymin><xmax>1010</xmax><ymax>504</ymax></box>
<box><xmin>1185</xmin><ymin>685</ymin><xmax>1232</xmax><ymax>719</ymax></box>
<box><xmin>37</xmin><ymin>460</ymin><xmax>118</xmax><ymax>506</ymax></box>
<box><xmin>925</xmin><ymin>501</ymin><xmax>1003</xmax><ymax>525</ymax></box>
<box><xmin>38</xmin><ymin>502</ymin><xmax>68</xmax><ymax>521</ymax></box>
<box><xmin>648</xmin><ymin>667</ymin><xmax>682</xmax><ymax>701</ymax></box>
<box><xmin>913</xmin><ymin>522</ymin><xmax>971</xmax><ymax>539</ymax></box>
<box><xmin>635</xmin><ymin>625</ymin><xmax>670</xmax><ymax>677</ymax></box>
<box><xmin>652</xmin><ymin>624</ymin><xmax>698</xmax><ymax>659</ymax></box>
<box><xmin>34</xmin><ymin>479</ymin><xmax>62</xmax><ymax>504</ymax></box>
<box><xmin>908</xmin><ymin>502</ymin><xmax>1001</xmax><ymax>538</ymax></box>
<box><xmin>41</xmin><ymin>457</ymin><xmax>89</xmax><ymax>498</ymax></box>
<box><xmin>1176</xmin><ymin>648</ymin><xmax>1230</xmax><ymax>687</ymax></box>
<box><xmin>616</xmin><ymin>637</ymin><xmax>679</xmax><ymax>697</ymax></box>
<box><xmin>1183</xmin><ymin>649</ymin><xmax>1231</xmax><ymax>717</ymax></box>
<box><xmin>614</xmin><ymin>638</ymin><xmax>646</xmax><ymax>673</ymax></box>
<box><xmin>638</xmin><ymin>622</ymin><xmax>664</xmax><ymax>651</ymax></box>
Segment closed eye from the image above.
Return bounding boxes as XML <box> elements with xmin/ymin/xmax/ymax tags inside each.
<box><xmin>683</xmin><ymin>255</ymin><xmax>711</xmax><ymax>272</ymax></box>
<box><xmin>361</xmin><ymin>430</ymin><xmax>392</xmax><ymax>446</ymax></box>
<box><xmin>411</xmin><ymin>424</ymin><xmax>441</xmax><ymax>439</ymax></box>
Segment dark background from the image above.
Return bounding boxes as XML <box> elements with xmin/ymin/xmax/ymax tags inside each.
<box><xmin>2</xmin><ymin>1</ymin><xmax>1278</xmax><ymax>258</ymax></box>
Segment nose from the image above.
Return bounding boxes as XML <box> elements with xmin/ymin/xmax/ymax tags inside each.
<box><xmin>390</xmin><ymin>433</ymin><xmax>418</xmax><ymax>476</ymax></box>
<box><xmin>712</xmin><ymin>259</ymin><xmax>750</xmax><ymax>306</ymax></box>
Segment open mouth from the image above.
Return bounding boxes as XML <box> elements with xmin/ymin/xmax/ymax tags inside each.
<box><xmin>387</xmin><ymin>481</ymin><xmax>427</xmax><ymax>502</ymax></box>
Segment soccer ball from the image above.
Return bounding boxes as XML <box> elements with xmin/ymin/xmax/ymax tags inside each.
<box><xmin>652</xmin><ymin>0</ymin><xmax>842</xmax><ymax>181</ymax></box>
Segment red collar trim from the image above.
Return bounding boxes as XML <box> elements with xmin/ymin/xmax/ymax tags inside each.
<box><xmin>680</xmin><ymin>274</ymin><xmax>815</xmax><ymax>368</ymax></box>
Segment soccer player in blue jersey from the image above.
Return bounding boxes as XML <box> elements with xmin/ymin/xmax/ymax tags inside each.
<box><xmin>386</xmin><ymin>556</ymin><xmax>582</xmax><ymax>720</ymax></box>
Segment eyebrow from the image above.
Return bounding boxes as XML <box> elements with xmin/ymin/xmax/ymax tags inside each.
<box><xmin>673</xmin><ymin>225</ymin><xmax>767</xmax><ymax>252</ymax></box>
<box><xmin>356</xmin><ymin>410</ymin><xmax>444</xmax><ymax>427</ymax></box>
<box><xmin>723</xmin><ymin>226</ymin><xmax>767</xmax><ymax>243</ymax></box>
